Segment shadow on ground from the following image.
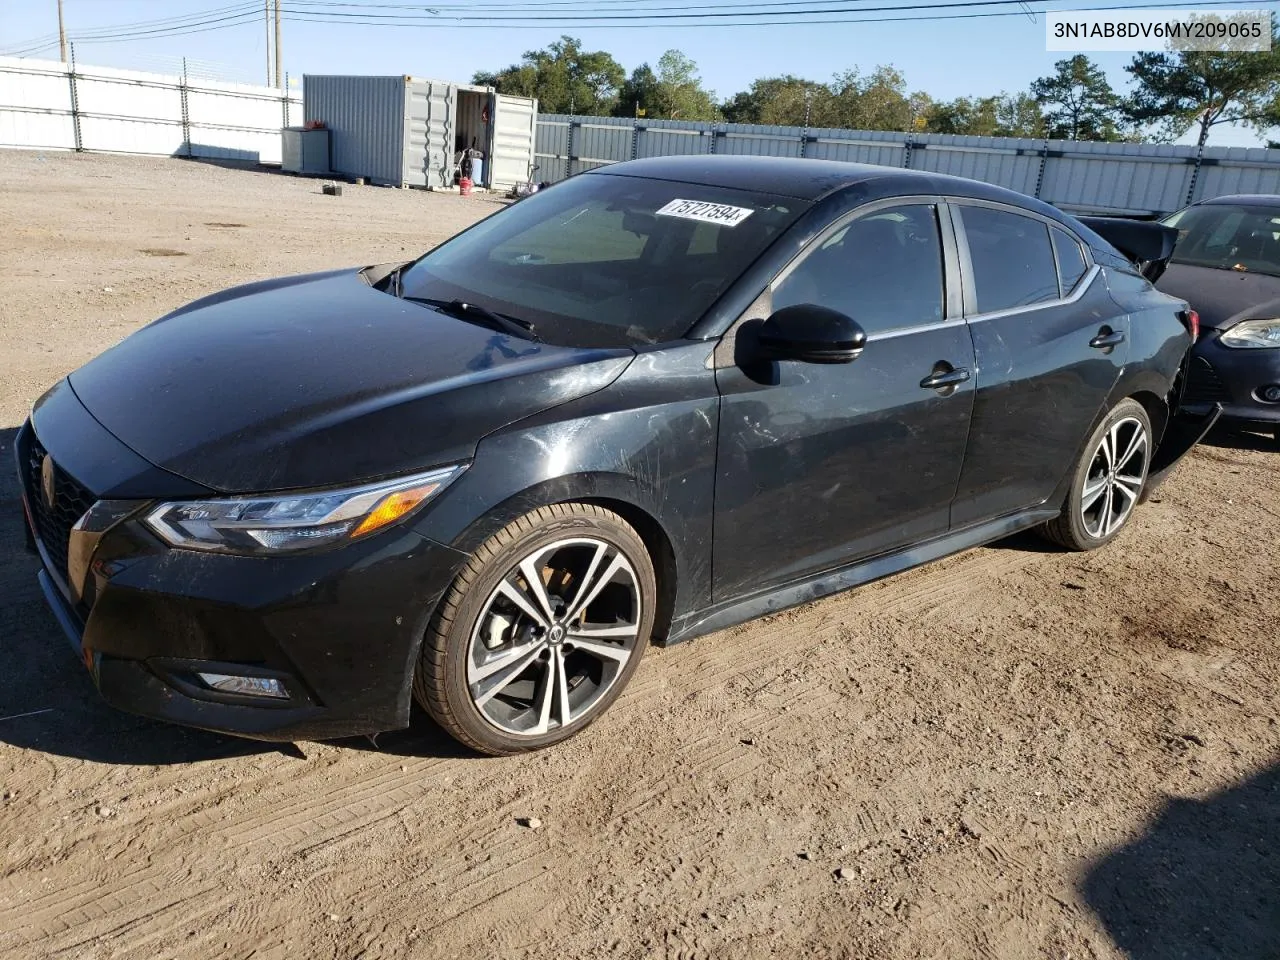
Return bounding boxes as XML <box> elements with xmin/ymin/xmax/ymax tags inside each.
<box><xmin>1201</xmin><ymin>423</ymin><xmax>1278</xmax><ymax>454</ymax></box>
<box><xmin>1083</xmin><ymin>763</ymin><xmax>1280</xmax><ymax>959</ymax></box>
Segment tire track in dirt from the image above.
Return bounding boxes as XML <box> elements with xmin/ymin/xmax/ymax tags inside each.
<box><xmin>96</xmin><ymin>678</ymin><xmax>846</xmax><ymax>956</ymax></box>
<box><xmin>1</xmin><ymin>545</ymin><xmax>1047</xmax><ymax>956</ymax></box>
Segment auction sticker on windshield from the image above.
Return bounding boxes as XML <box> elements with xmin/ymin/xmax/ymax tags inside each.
<box><xmin>656</xmin><ymin>199</ymin><xmax>755</xmax><ymax>227</ymax></box>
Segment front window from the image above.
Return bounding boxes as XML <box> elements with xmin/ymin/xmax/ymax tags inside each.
<box><xmin>1162</xmin><ymin>204</ymin><xmax>1280</xmax><ymax>277</ymax></box>
<box><xmin>772</xmin><ymin>204</ymin><xmax>945</xmax><ymax>335</ymax></box>
<box><xmin>397</xmin><ymin>173</ymin><xmax>808</xmax><ymax>348</ymax></box>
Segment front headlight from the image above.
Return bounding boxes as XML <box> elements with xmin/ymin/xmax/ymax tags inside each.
<box><xmin>1220</xmin><ymin>318</ymin><xmax>1280</xmax><ymax>349</ymax></box>
<box><xmin>144</xmin><ymin>465</ymin><xmax>465</xmax><ymax>555</ymax></box>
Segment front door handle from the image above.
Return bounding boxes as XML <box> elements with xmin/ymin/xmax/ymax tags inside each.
<box><xmin>920</xmin><ymin>367</ymin><xmax>971</xmax><ymax>390</ymax></box>
<box><xmin>1089</xmin><ymin>329</ymin><xmax>1126</xmax><ymax>349</ymax></box>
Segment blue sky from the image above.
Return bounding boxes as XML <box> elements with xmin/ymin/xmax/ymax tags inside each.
<box><xmin>3</xmin><ymin>0</ymin><xmax>1277</xmax><ymax>145</ymax></box>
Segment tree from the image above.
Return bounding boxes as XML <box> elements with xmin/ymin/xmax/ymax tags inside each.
<box><xmin>995</xmin><ymin>92</ymin><xmax>1045</xmax><ymax>138</ymax></box>
<box><xmin>830</xmin><ymin>66</ymin><xmax>918</xmax><ymax>131</ymax></box>
<box><xmin>907</xmin><ymin>91</ymin><xmax>934</xmax><ymax>132</ymax></box>
<box><xmin>616</xmin><ymin>64</ymin><xmax>661</xmax><ymax>118</ymax></box>
<box><xmin>926</xmin><ymin>96</ymin><xmax>1000</xmax><ymax>136</ymax></box>
<box><xmin>1125</xmin><ymin>20</ymin><xmax>1280</xmax><ymax>147</ymax></box>
<box><xmin>473</xmin><ymin>36</ymin><xmax>624</xmax><ymax>115</ymax></box>
<box><xmin>654</xmin><ymin>50</ymin><xmax>718</xmax><ymax>121</ymax></box>
<box><xmin>923</xmin><ymin>93</ymin><xmax>1041</xmax><ymax>137</ymax></box>
<box><xmin>720</xmin><ymin>76</ymin><xmax>835</xmax><ymax>126</ymax></box>
<box><xmin>1031</xmin><ymin>55</ymin><xmax>1125</xmax><ymax>141</ymax></box>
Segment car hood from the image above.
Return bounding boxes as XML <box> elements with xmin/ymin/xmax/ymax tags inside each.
<box><xmin>69</xmin><ymin>269</ymin><xmax>634</xmax><ymax>493</ymax></box>
<box><xmin>1156</xmin><ymin>262</ymin><xmax>1280</xmax><ymax>330</ymax></box>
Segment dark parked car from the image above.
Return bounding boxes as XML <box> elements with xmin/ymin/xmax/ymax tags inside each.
<box><xmin>1156</xmin><ymin>194</ymin><xmax>1280</xmax><ymax>439</ymax></box>
<box><xmin>17</xmin><ymin>157</ymin><xmax>1209</xmax><ymax>755</ymax></box>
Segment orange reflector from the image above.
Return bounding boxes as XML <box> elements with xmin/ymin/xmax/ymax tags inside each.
<box><xmin>350</xmin><ymin>483</ymin><xmax>440</xmax><ymax>538</ymax></box>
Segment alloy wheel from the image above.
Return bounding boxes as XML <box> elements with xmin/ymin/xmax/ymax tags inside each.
<box><xmin>1078</xmin><ymin>415</ymin><xmax>1148</xmax><ymax>539</ymax></box>
<box><xmin>466</xmin><ymin>537</ymin><xmax>642</xmax><ymax>737</ymax></box>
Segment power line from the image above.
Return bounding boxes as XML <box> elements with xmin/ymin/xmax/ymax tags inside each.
<box><xmin>288</xmin><ymin>0</ymin><xmax>1043</xmax><ymax>14</ymax></box>
<box><xmin>2</xmin><ymin>0</ymin><xmax>1268</xmax><ymax>57</ymax></box>
<box><xmin>280</xmin><ymin>0</ymin><xmax>1269</xmax><ymax>27</ymax></box>
<box><xmin>280</xmin><ymin>0</ymin><xmax>1270</xmax><ymax>24</ymax></box>
<box><xmin>3</xmin><ymin>2</ymin><xmax>261</xmax><ymax>50</ymax></box>
<box><xmin>1</xmin><ymin>5</ymin><xmax>263</xmax><ymax>57</ymax></box>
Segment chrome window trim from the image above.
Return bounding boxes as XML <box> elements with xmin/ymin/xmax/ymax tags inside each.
<box><xmin>948</xmin><ymin>198</ymin><xmax>1098</xmax><ymax>320</ymax></box>
<box><xmin>864</xmin><ymin>318</ymin><xmax>962</xmax><ymax>342</ymax></box>
<box><xmin>963</xmin><ymin>264</ymin><xmax>1102</xmax><ymax>324</ymax></box>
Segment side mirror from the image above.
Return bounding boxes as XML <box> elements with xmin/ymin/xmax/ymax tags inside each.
<box><xmin>757</xmin><ymin>304</ymin><xmax>866</xmax><ymax>364</ymax></box>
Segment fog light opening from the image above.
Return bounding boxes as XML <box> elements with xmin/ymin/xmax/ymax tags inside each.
<box><xmin>196</xmin><ymin>672</ymin><xmax>290</xmax><ymax>699</ymax></box>
<box><xmin>1258</xmin><ymin>384</ymin><xmax>1280</xmax><ymax>404</ymax></box>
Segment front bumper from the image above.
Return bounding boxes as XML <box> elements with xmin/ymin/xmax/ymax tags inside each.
<box><xmin>17</xmin><ymin>413</ymin><xmax>470</xmax><ymax>742</ymax></box>
<box><xmin>1181</xmin><ymin>332</ymin><xmax>1280</xmax><ymax>429</ymax></box>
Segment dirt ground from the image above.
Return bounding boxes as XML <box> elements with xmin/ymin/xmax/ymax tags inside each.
<box><xmin>1</xmin><ymin>149</ymin><xmax>1278</xmax><ymax>960</ymax></box>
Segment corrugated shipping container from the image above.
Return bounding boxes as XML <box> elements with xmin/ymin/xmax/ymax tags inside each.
<box><xmin>303</xmin><ymin>74</ymin><xmax>535</xmax><ymax>190</ymax></box>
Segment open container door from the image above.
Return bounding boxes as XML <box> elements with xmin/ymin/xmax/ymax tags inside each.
<box><xmin>404</xmin><ymin>78</ymin><xmax>454</xmax><ymax>188</ymax></box>
<box><xmin>488</xmin><ymin>94</ymin><xmax>537</xmax><ymax>192</ymax></box>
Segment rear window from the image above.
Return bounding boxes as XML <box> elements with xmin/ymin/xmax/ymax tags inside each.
<box><xmin>398</xmin><ymin>174</ymin><xmax>808</xmax><ymax>348</ymax></box>
<box><xmin>960</xmin><ymin>206</ymin><xmax>1060</xmax><ymax>314</ymax></box>
<box><xmin>1051</xmin><ymin>226</ymin><xmax>1089</xmax><ymax>294</ymax></box>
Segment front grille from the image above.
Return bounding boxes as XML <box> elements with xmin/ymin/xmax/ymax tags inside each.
<box><xmin>1183</xmin><ymin>356</ymin><xmax>1233</xmax><ymax>404</ymax></box>
<box><xmin>19</xmin><ymin>428</ymin><xmax>97</xmax><ymax>583</ymax></box>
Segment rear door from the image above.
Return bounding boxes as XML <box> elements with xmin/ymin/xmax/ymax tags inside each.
<box><xmin>948</xmin><ymin>201</ymin><xmax>1129</xmax><ymax>526</ymax></box>
<box><xmin>489</xmin><ymin>94</ymin><xmax>538</xmax><ymax>191</ymax></box>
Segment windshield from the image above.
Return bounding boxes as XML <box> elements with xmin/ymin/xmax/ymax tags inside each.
<box><xmin>397</xmin><ymin>173</ymin><xmax>807</xmax><ymax>348</ymax></box>
<box><xmin>1163</xmin><ymin>203</ymin><xmax>1280</xmax><ymax>277</ymax></box>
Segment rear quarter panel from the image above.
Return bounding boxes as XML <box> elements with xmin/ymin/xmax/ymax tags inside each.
<box><xmin>1103</xmin><ymin>265</ymin><xmax>1193</xmax><ymax>443</ymax></box>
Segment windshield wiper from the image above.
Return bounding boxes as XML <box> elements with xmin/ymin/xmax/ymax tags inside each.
<box><xmin>404</xmin><ymin>297</ymin><xmax>541</xmax><ymax>342</ymax></box>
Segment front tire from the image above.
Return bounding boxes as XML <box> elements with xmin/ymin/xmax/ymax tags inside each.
<box><xmin>1040</xmin><ymin>398</ymin><xmax>1153</xmax><ymax>551</ymax></box>
<box><xmin>414</xmin><ymin>503</ymin><xmax>656</xmax><ymax>756</ymax></box>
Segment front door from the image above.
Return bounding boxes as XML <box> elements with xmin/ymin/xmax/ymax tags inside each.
<box><xmin>712</xmin><ymin>201</ymin><xmax>976</xmax><ymax>600</ymax></box>
<box><xmin>948</xmin><ymin>202</ymin><xmax>1129</xmax><ymax>526</ymax></box>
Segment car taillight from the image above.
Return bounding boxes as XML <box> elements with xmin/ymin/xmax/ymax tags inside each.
<box><xmin>1181</xmin><ymin>309</ymin><xmax>1200</xmax><ymax>341</ymax></box>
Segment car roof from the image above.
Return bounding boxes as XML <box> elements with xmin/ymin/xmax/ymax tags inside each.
<box><xmin>1197</xmin><ymin>193</ymin><xmax>1280</xmax><ymax>207</ymax></box>
<box><xmin>587</xmin><ymin>155</ymin><xmax>1053</xmax><ymax>209</ymax></box>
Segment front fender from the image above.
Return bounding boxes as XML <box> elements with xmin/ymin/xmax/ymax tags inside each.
<box><xmin>406</xmin><ymin>342</ymin><xmax>721</xmax><ymax>629</ymax></box>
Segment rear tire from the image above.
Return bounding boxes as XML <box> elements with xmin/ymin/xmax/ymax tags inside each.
<box><xmin>414</xmin><ymin>503</ymin><xmax>656</xmax><ymax>756</ymax></box>
<box><xmin>1040</xmin><ymin>398</ymin><xmax>1153</xmax><ymax>551</ymax></box>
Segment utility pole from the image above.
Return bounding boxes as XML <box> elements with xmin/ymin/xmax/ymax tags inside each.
<box><xmin>57</xmin><ymin>0</ymin><xmax>67</xmax><ymax>63</ymax></box>
<box><xmin>273</xmin><ymin>0</ymin><xmax>282</xmax><ymax>89</ymax></box>
<box><xmin>265</xmin><ymin>0</ymin><xmax>272</xmax><ymax>85</ymax></box>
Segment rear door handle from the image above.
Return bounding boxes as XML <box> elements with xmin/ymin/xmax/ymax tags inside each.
<box><xmin>919</xmin><ymin>367</ymin><xmax>971</xmax><ymax>390</ymax></box>
<box><xmin>1089</xmin><ymin>330</ymin><xmax>1126</xmax><ymax>349</ymax></box>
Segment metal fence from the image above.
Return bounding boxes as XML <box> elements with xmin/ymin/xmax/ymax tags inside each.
<box><xmin>4</xmin><ymin>53</ymin><xmax>1276</xmax><ymax>213</ymax></box>
<box><xmin>536</xmin><ymin>114</ymin><xmax>1280</xmax><ymax>216</ymax></box>
<box><xmin>0</xmin><ymin>55</ymin><xmax>301</xmax><ymax>164</ymax></box>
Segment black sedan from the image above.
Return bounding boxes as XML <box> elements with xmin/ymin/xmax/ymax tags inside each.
<box><xmin>1157</xmin><ymin>194</ymin><xmax>1280</xmax><ymax>439</ymax></box>
<box><xmin>17</xmin><ymin>157</ymin><xmax>1206</xmax><ymax>755</ymax></box>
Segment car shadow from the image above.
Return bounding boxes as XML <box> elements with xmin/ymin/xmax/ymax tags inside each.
<box><xmin>332</xmin><ymin>705</ymin><xmax>481</xmax><ymax>760</ymax></box>
<box><xmin>1082</xmin><ymin>762</ymin><xmax>1280</xmax><ymax>959</ymax></box>
<box><xmin>1200</xmin><ymin>423</ymin><xmax>1277</xmax><ymax>453</ymax></box>
<box><xmin>0</xmin><ymin>426</ymin><xmax>477</xmax><ymax>764</ymax></box>
<box><xmin>988</xmin><ymin>529</ymin><xmax>1064</xmax><ymax>554</ymax></box>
